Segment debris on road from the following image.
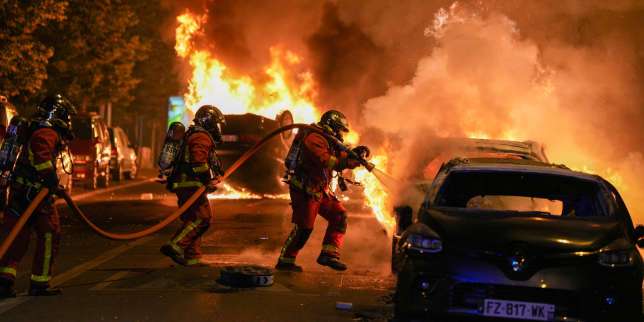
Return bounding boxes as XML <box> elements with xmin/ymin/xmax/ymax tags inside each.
<box><xmin>336</xmin><ymin>302</ymin><xmax>353</xmax><ymax>311</ymax></box>
<box><xmin>217</xmin><ymin>265</ymin><xmax>274</xmax><ymax>288</ymax></box>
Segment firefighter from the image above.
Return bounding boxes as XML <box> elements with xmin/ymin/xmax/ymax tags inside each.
<box><xmin>276</xmin><ymin>110</ymin><xmax>369</xmax><ymax>272</ymax></box>
<box><xmin>160</xmin><ymin>105</ymin><xmax>225</xmax><ymax>267</ymax></box>
<box><xmin>0</xmin><ymin>94</ymin><xmax>76</xmax><ymax>297</ymax></box>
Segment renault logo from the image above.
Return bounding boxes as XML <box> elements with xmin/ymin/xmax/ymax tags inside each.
<box><xmin>508</xmin><ymin>249</ymin><xmax>528</xmax><ymax>272</ymax></box>
<box><xmin>510</xmin><ymin>257</ymin><xmax>525</xmax><ymax>272</ymax></box>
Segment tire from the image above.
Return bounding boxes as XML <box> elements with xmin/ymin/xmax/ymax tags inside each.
<box><xmin>111</xmin><ymin>165</ymin><xmax>121</xmax><ymax>181</ymax></box>
<box><xmin>125</xmin><ymin>162</ymin><xmax>137</xmax><ymax>180</ymax></box>
<box><xmin>85</xmin><ymin>165</ymin><xmax>98</xmax><ymax>190</ymax></box>
<box><xmin>97</xmin><ymin>164</ymin><xmax>109</xmax><ymax>188</ymax></box>
<box><xmin>277</xmin><ymin>110</ymin><xmax>294</xmax><ymax>149</ymax></box>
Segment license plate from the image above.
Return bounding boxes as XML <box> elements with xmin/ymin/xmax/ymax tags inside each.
<box><xmin>483</xmin><ymin>299</ymin><xmax>555</xmax><ymax>321</ymax></box>
<box><xmin>221</xmin><ymin>134</ymin><xmax>239</xmax><ymax>142</ymax></box>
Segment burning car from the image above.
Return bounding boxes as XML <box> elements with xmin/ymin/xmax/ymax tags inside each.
<box><xmin>392</xmin><ymin>157</ymin><xmax>643</xmax><ymax>321</ymax></box>
<box><xmin>216</xmin><ymin>110</ymin><xmax>294</xmax><ymax>194</ymax></box>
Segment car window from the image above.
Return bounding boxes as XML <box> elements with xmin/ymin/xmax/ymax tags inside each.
<box><xmin>108</xmin><ymin>128</ymin><xmax>117</xmax><ymax>146</ymax></box>
<box><xmin>434</xmin><ymin>170</ymin><xmax>612</xmax><ymax>217</ymax></box>
<box><xmin>97</xmin><ymin>119</ymin><xmax>108</xmax><ymax>143</ymax></box>
<box><xmin>119</xmin><ymin>129</ymin><xmax>130</xmax><ymax>147</ymax></box>
<box><xmin>73</xmin><ymin>118</ymin><xmax>93</xmax><ymax>140</ymax></box>
<box><xmin>466</xmin><ymin>195</ymin><xmax>563</xmax><ymax>214</ymax></box>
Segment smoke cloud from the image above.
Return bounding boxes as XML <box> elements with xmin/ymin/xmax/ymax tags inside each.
<box><xmin>362</xmin><ymin>2</ymin><xmax>644</xmax><ymax>222</ymax></box>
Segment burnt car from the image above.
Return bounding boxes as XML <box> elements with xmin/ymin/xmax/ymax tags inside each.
<box><xmin>392</xmin><ymin>158</ymin><xmax>643</xmax><ymax>322</ymax></box>
<box><xmin>407</xmin><ymin>138</ymin><xmax>549</xmax><ymax>182</ymax></box>
<box><xmin>216</xmin><ymin>111</ymin><xmax>293</xmax><ymax>194</ymax></box>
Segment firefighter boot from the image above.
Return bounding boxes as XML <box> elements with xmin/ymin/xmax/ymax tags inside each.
<box><xmin>28</xmin><ymin>284</ymin><xmax>62</xmax><ymax>296</ymax></box>
<box><xmin>275</xmin><ymin>260</ymin><xmax>303</xmax><ymax>272</ymax></box>
<box><xmin>0</xmin><ymin>278</ymin><xmax>16</xmax><ymax>298</ymax></box>
<box><xmin>160</xmin><ymin>244</ymin><xmax>188</xmax><ymax>266</ymax></box>
<box><xmin>317</xmin><ymin>254</ymin><xmax>347</xmax><ymax>271</ymax></box>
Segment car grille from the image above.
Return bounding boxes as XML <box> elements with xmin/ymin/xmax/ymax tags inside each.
<box><xmin>450</xmin><ymin>283</ymin><xmax>580</xmax><ymax>318</ymax></box>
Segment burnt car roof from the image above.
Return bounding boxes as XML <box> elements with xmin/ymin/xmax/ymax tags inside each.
<box><xmin>430</xmin><ymin>137</ymin><xmax>549</xmax><ymax>162</ymax></box>
<box><xmin>441</xmin><ymin>157</ymin><xmax>602</xmax><ymax>182</ymax></box>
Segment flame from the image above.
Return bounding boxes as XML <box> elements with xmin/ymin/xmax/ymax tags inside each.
<box><xmin>354</xmin><ymin>152</ymin><xmax>395</xmax><ymax>234</ymax></box>
<box><xmin>175</xmin><ymin>11</ymin><xmax>319</xmax><ymax>123</ymax></box>
<box><xmin>207</xmin><ymin>183</ymin><xmax>289</xmax><ymax>200</ymax></box>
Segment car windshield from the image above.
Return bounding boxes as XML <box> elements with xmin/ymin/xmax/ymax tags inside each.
<box><xmin>72</xmin><ymin>117</ymin><xmax>93</xmax><ymax>140</ymax></box>
<box><xmin>433</xmin><ymin>170</ymin><xmax>612</xmax><ymax>217</ymax></box>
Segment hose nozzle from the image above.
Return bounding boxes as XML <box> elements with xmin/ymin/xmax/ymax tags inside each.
<box><xmin>363</xmin><ymin>161</ymin><xmax>376</xmax><ymax>172</ymax></box>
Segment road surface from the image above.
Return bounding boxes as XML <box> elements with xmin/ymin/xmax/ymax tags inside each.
<box><xmin>0</xmin><ymin>173</ymin><xmax>394</xmax><ymax>322</ymax></box>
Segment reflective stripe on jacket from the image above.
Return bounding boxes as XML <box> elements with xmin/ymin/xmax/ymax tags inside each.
<box><xmin>171</xmin><ymin>130</ymin><xmax>214</xmax><ymax>191</ymax></box>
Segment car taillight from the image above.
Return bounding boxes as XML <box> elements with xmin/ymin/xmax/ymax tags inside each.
<box><xmin>598</xmin><ymin>249</ymin><xmax>636</xmax><ymax>267</ymax></box>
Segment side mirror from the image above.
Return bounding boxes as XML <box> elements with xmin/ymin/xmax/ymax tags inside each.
<box><xmin>636</xmin><ymin>225</ymin><xmax>644</xmax><ymax>248</ymax></box>
<box><xmin>394</xmin><ymin>205</ymin><xmax>413</xmax><ymax>233</ymax></box>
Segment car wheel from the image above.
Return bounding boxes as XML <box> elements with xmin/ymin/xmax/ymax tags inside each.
<box><xmin>125</xmin><ymin>162</ymin><xmax>137</xmax><ymax>180</ymax></box>
<box><xmin>97</xmin><ymin>165</ymin><xmax>109</xmax><ymax>188</ymax></box>
<box><xmin>85</xmin><ymin>165</ymin><xmax>98</xmax><ymax>190</ymax></box>
<box><xmin>112</xmin><ymin>163</ymin><xmax>122</xmax><ymax>181</ymax></box>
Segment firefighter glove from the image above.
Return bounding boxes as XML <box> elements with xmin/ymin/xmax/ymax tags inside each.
<box><xmin>206</xmin><ymin>179</ymin><xmax>220</xmax><ymax>193</ymax></box>
<box><xmin>351</xmin><ymin>145</ymin><xmax>370</xmax><ymax>159</ymax></box>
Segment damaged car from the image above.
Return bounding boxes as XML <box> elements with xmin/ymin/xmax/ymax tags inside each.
<box><xmin>216</xmin><ymin>110</ymin><xmax>293</xmax><ymax>194</ymax></box>
<box><xmin>393</xmin><ymin>158</ymin><xmax>643</xmax><ymax>322</ymax></box>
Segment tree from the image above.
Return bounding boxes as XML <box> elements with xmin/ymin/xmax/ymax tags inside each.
<box><xmin>0</xmin><ymin>0</ymin><xmax>67</xmax><ymax>103</ymax></box>
<box><xmin>123</xmin><ymin>0</ymin><xmax>181</xmax><ymax>123</ymax></box>
<box><xmin>42</xmin><ymin>0</ymin><xmax>149</xmax><ymax>111</ymax></box>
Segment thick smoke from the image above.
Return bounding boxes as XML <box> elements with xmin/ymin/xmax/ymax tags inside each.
<box><xmin>362</xmin><ymin>3</ymin><xmax>644</xmax><ymax>222</ymax></box>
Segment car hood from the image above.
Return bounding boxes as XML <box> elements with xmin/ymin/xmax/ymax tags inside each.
<box><xmin>422</xmin><ymin>207</ymin><xmax>624</xmax><ymax>253</ymax></box>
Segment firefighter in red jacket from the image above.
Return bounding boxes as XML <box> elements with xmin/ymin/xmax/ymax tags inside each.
<box><xmin>160</xmin><ymin>105</ymin><xmax>225</xmax><ymax>267</ymax></box>
<box><xmin>276</xmin><ymin>110</ymin><xmax>369</xmax><ymax>271</ymax></box>
<box><xmin>0</xmin><ymin>94</ymin><xmax>76</xmax><ymax>297</ymax></box>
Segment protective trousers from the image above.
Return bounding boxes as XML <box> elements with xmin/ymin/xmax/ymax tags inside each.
<box><xmin>165</xmin><ymin>188</ymin><xmax>211</xmax><ymax>262</ymax></box>
<box><xmin>279</xmin><ymin>188</ymin><xmax>347</xmax><ymax>264</ymax></box>
<box><xmin>0</xmin><ymin>185</ymin><xmax>60</xmax><ymax>287</ymax></box>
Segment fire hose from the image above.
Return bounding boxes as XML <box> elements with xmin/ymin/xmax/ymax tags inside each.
<box><xmin>0</xmin><ymin>123</ymin><xmax>379</xmax><ymax>256</ymax></box>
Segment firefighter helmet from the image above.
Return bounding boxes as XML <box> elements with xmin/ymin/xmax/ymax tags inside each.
<box><xmin>36</xmin><ymin>94</ymin><xmax>77</xmax><ymax>140</ymax></box>
<box><xmin>319</xmin><ymin>109</ymin><xmax>349</xmax><ymax>141</ymax></box>
<box><xmin>194</xmin><ymin>105</ymin><xmax>226</xmax><ymax>143</ymax></box>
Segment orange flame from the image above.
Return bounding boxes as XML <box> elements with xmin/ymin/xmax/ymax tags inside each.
<box><xmin>175</xmin><ymin>11</ymin><xmax>318</xmax><ymax>123</ymax></box>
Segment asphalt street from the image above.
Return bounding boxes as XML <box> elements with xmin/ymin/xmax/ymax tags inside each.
<box><xmin>0</xmin><ymin>172</ymin><xmax>394</xmax><ymax>322</ymax></box>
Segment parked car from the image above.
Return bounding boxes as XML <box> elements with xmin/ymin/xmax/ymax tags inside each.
<box><xmin>392</xmin><ymin>157</ymin><xmax>643</xmax><ymax>321</ymax></box>
<box><xmin>56</xmin><ymin>149</ymin><xmax>74</xmax><ymax>194</ymax></box>
<box><xmin>216</xmin><ymin>111</ymin><xmax>293</xmax><ymax>194</ymax></box>
<box><xmin>108</xmin><ymin>127</ymin><xmax>138</xmax><ymax>180</ymax></box>
<box><xmin>0</xmin><ymin>95</ymin><xmax>17</xmax><ymax>139</ymax></box>
<box><xmin>70</xmin><ymin>113</ymin><xmax>112</xmax><ymax>189</ymax></box>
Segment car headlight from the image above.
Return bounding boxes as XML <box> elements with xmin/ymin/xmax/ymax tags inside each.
<box><xmin>403</xmin><ymin>234</ymin><xmax>443</xmax><ymax>254</ymax></box>
<box><xmin>598</xmin><ymin>249</ymin><xmax>636</xmax><ymax>267</ymax></box>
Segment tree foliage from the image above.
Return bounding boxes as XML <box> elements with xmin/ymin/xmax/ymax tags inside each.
<box><xmin>43</xmin><ymin>0</ymin><xmax>150</xmax><ymax>110</ymax></box>
<box><xmin>0</xmin><ymin>0</ymin><xmax>67</xmax><ymax>101</ymax></box>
